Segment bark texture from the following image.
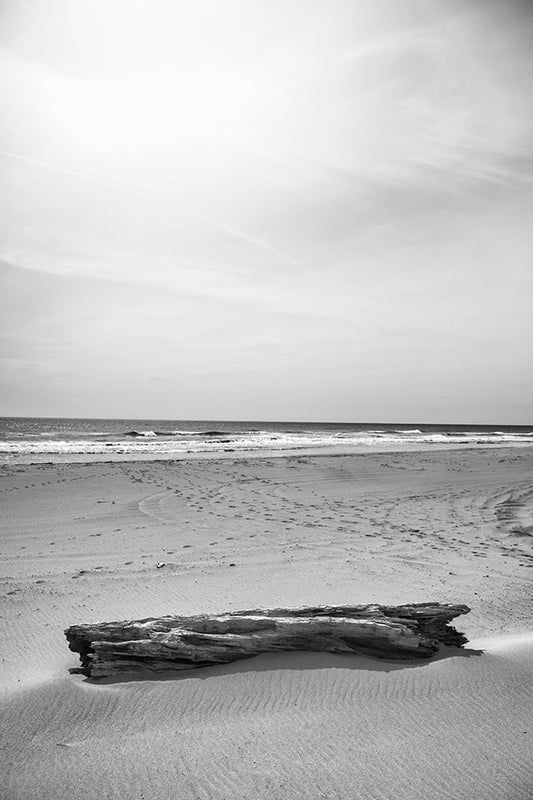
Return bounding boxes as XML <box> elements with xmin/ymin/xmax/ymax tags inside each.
<box><xmin>65</xmin><ymin>602</ymin><xmax>470</xmax><ymax>678</ymax></box>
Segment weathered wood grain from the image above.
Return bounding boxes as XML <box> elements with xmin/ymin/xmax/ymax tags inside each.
<box><xmin>65</xmin><ymin>603</ymin><xmax>470</xmax><ymax>678</ymax></box>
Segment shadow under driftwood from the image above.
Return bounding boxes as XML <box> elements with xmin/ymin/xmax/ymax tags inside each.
<box><xmin>74</xmin><ymin>643</ymin><xmax>484</xmax><ymax>687</ymax></box>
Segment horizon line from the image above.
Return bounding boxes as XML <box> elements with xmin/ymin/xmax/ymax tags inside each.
<box><xmin>0</xmin><ymin>415</ymin><xmax>531</xmax><ymax>428</ymax></box>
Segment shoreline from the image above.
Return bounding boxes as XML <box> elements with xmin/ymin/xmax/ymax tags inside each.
<box><xmin>2</xmin><ymin>440</ymin><xmax>533</xmax><ymax>466</ymax></box>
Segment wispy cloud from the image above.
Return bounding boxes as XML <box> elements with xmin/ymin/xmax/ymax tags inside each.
<box><xmin>0</xmin><ymin>149</ymin><xmax>320</xmax><ymax>284</ymax></box>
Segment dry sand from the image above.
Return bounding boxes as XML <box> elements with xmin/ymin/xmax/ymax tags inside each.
<box><xmin>1</xmin><ymin>447</ymin><xmax>532</xmax><ymax>799</ymax></box>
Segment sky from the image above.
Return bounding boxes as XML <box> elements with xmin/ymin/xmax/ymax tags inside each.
<box><xmin>1</xmin><ymin>0</ymin><xmax>532</xmax><ymax>423</ymax></box>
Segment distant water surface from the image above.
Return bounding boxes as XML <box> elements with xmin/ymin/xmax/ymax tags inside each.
<box><xmin>0</xmin><ymin>417</ymin><xmax>532</xmax><ymax>463</ymax></box>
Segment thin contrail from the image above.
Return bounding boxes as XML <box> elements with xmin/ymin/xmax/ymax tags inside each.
<box><xmin>1</xmin><ymin>149</ymin><xmax>314</xmax><ymax>277</ymax></box>
<box><xmin>207</xmin><ymin>218</ymin><xmax>308</xmax><ymax>272</ymax></box>
<box><xmin>0</xmin><ymin>150</ymin><xmax>152</xmax><ymax>200</ymax></box>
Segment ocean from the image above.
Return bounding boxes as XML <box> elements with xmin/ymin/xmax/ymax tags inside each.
<box><xmin>0</xmin><ymin>417</ymin><xmax>532</xmax><ymax>463</ymax></box>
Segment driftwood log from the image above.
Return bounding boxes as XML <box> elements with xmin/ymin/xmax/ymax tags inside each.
<box><xmin>65</xmin><ymin>603</ymin><xmax>470</xmax><ymax>678</ymax></box>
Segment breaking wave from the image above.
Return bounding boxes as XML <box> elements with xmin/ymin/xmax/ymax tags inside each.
<box><xmin>1</xmin><ymin>423</ymin><xmax>532</xmax><ymax>462</ymax></box>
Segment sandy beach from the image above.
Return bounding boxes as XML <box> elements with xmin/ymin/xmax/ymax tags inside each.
<box><xmin>1</xmin><ymin>446</ymin><xmax>532</xmax><ymax>799</ymax></box>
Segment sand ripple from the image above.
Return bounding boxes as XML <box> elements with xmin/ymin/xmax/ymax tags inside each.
<box><xmin>2</xmin><ymin>639</ymin><xmax>532</xmax><ymax>800</ymax></box>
